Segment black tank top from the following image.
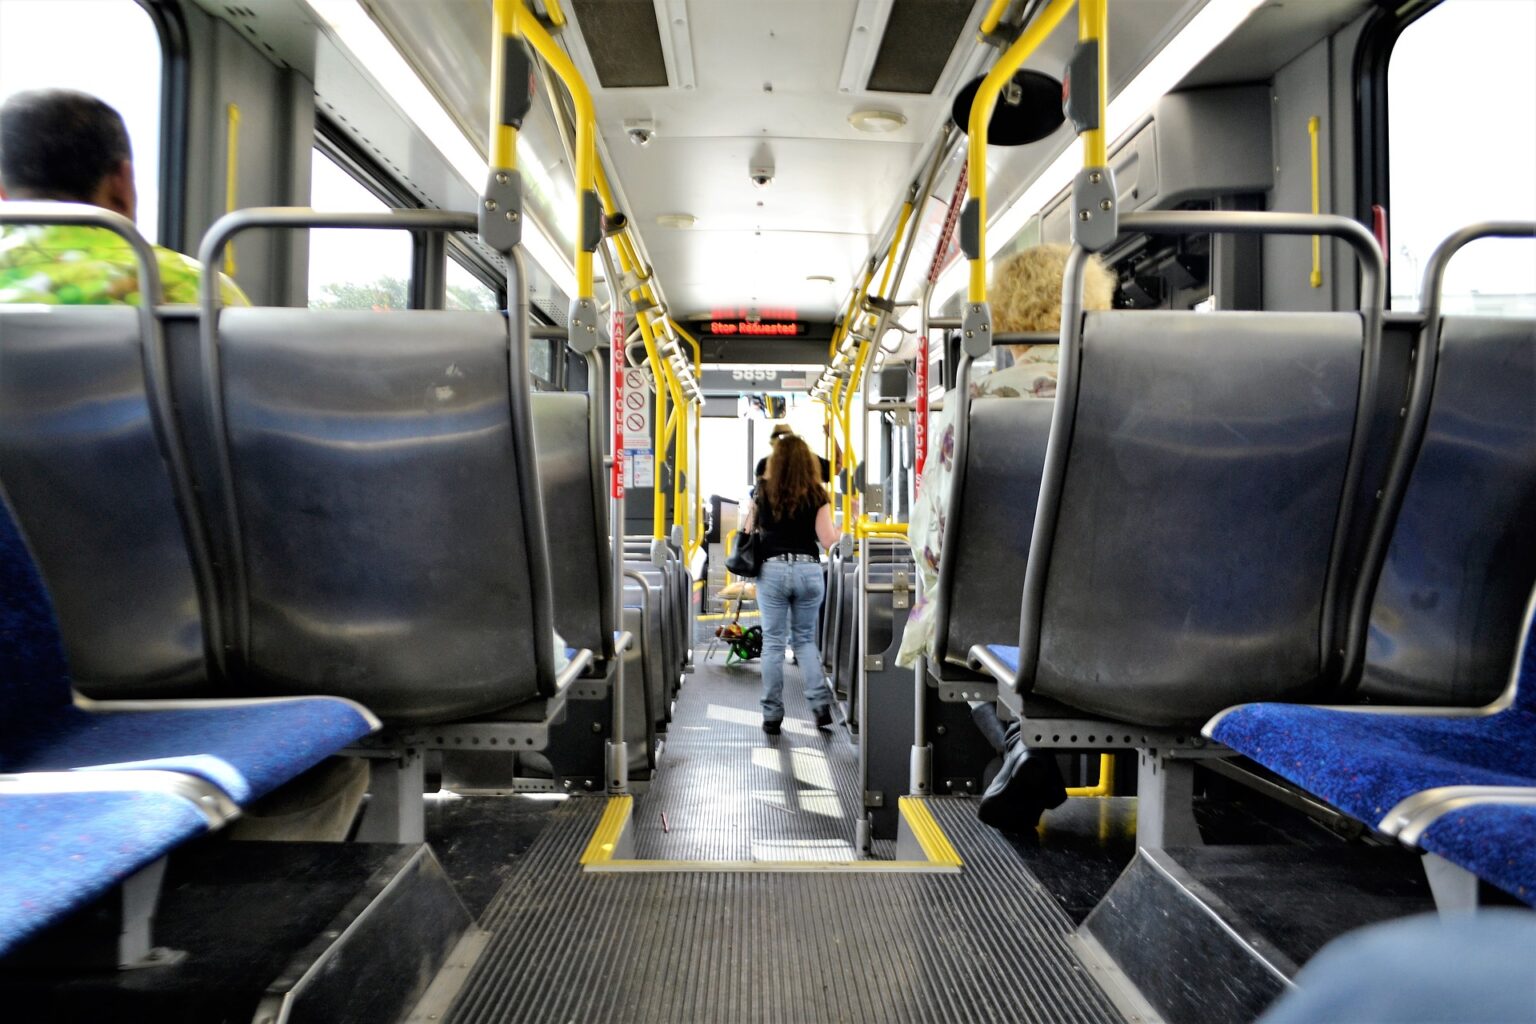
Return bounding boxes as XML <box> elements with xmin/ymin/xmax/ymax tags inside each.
<box><xmin>756</xmin><ymin>493</ymin><xmax>824</xmax><ymax>560</ymax></box>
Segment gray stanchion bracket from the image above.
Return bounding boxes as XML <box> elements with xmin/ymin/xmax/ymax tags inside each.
<box><xmin>1070</xmin><ymin>166</ymin><xmax>1118</xmax><ymax>252</ymax></box>
<box><xmin>479</xmin><ymin>169</ymin><xmax>524</xmax><ymax>254</ymax></box>
<box><xmin>569</xmin><ymin>296</ymin><xmax>600</xmax><ymax>354</ymax></box>
<box><xmin>961</xmin><ymin>301</ymin><xmax>992</xmax><ymax>357</ymax></box>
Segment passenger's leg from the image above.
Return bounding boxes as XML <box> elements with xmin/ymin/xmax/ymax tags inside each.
<box><xmin>756</xmin><ymin>562</ymin><xmax>791</xmax><ymax>727</ymax></box>
<box><xmin>969</xmin><ymin>700</ymin><xmax>1009</xmax><ymax>755</ymax></box>
<box><xmin>790</xmin><ymin>562</ymin><xmax>835</xmax><ymax>719</ymax></box>
<box><xmin>976</xmin><ymin>714</ymin><xmax>1067</xmax><ymax>832</ymax></box>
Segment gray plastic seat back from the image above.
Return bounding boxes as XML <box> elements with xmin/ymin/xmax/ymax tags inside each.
<box><xmin>1362</xmin><ymin>315</ymin><xmax>1536</xmax><ymax>705</ymax></box>
<box><xmin>532</xmin><ymin>393</ymin><xmax>612</xmax><ymax>661</ymax></box>
<box><xmin>0</xmin><ymin>307</ymin><xmax>209</xmax><ymax>695</ymax></box>
<box><xmin>213</xmin><ymin>308</ymin><xmax>551</xmax><ymax>723</ymax></box>
<box><xmin>937</xmin><ymin>398</ymin><xmax>1052</xmax><ymax>667</ymax></box>
<box><xmin>1033</xmin><ymin>311</ymin><xmax>1365</xmax><ymax>726</ymax></box>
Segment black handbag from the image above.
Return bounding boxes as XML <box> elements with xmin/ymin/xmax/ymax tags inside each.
<box><xmin>725</xmin><ymin>528</ymin><xmax>763</xmax><ymax>578</ymax></box>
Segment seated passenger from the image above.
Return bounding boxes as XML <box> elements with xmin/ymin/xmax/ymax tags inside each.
<box><xmin>0</xmin><ymin>88</ymin><xmax>248</xmax><ymax>306</ymax></box>
<box><xmin>897</xmin><ymin>243</ymin><xmax>1115</xmax><ymax>831</ymax></box>
<box><xmin>1258</xmin><ymin>911</ymin><xmax>1536</xmax><ymax>1024</ymax></box>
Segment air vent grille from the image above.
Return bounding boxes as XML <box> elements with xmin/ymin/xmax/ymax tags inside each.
<box><xmin>571</xmin><ymin>0</ymin><xmax>669</xmax><ymax>88</ymax></box>
<box><xmin>866</xmin><ymin>0</ymin><xmax>972</xmax><ymax>94</ymax></box>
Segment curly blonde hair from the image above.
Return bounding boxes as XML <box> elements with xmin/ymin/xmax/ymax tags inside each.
<box><xmin>991</xmin><ymin>244</ymin><xmax>1115</xmax><ymax>356</ymax></box>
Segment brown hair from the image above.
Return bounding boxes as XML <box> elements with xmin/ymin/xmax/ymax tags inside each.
<box><xmin>762</xmin><ymin>435</ymin><xmax>829</xmax><ymax>522</ymax></box>
<box><xmin>992</xmin><ymin>244</ymin><xmax>1115</xmax><ymax>357</ymax></box>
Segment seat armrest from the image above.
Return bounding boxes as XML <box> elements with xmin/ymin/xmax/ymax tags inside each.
<box><xmin>613</xmin><ymin>630</ymin><xmax>635</xmax><ymax>654</ymax></box>
<box><xmin>0</xmin><ymin>770</ymin><xmax>240</xmax><ymax>826</ymax></box>
<box><xmin>967</xmin><ymin>644</ymin><xmax>1016</xmax><ymax>687</ymax></box>
<box><xmin>557</xmin><ymin>648</ymin><xmax>595</xmax><ymax>691</ymax></box>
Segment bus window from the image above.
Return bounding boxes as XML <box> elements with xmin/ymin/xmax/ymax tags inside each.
<box><xmin>1388</xmin><ymin>0</ymin><xmax>1536</xmax><ymax>314</ymax></box>
<box><xmin>445</xmin><ymin>256</ymin><xmax>497</xmax><ymax>311</ymax></box>
<box><xmin>0</xmin><ymin>0</ymin><xmax>162</xmax><ymax>243</ymax></box>
<box><xmin>307</xmin><ymin>147</ymin><xmax>411</xmax><ymax>310</ymax></box>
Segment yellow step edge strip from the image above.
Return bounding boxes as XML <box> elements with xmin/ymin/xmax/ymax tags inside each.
<box><xmin>586</xmin><ymin>859</ymin><xmax>958</xmax><ymax>874</ymax></box>
<box><xmin>898</xmin><ymin>796</ymin><xmax>963</xmax><ymax>868</ymax></box>
<box><xmin>579</xmin><ymin>796</ymin><xmax>963</xmax><ymax>873</ymax></box>
<box><xmin>578</xmin><ymin>794</ymin><xmax>633</xmax><ymax>865</ymax></box>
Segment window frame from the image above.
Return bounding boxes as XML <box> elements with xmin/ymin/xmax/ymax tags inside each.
<box><xmin>1352</xmin><ymin>0</ymin><xmax>1441</xmax><ymax>309</ymax></box>
<box><xmin>138</xmin><ymin>0</ymin><xmax>188</xmax><ymax>251</ymax></box>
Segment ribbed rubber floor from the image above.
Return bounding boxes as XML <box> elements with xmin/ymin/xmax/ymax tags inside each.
<box><xmin>443</xmin><ymin>797</ymin><xmax>1123</xmax><ymax>1024</ymax></box>
<box><xmin>631</xmin><ymin>657</ymin><xmax>864</xmax><ymax>861</ymax></box>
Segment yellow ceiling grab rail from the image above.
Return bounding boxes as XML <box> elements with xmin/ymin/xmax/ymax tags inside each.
<box><xmin>511</xmin><ymin>0</ymin><xmax>600</xmax><ymax>349</ymax></box>
<box><xmin>962</xmin><ymin>0</ymin><xmax>1112</xmax><ymax>356</ymax></box>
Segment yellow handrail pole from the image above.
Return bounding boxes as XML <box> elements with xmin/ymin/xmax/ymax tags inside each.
<box><xmin>515</xmin><ymin>1</ymin><xmax>596</xmax><ymax>300</ymax></box>
<box><xmin>840</xmin><ymin>338</ymin><xmax>874</xmax><ymax>529</ymax></box>
<box><xmin>223</xmin><ymin>103</ymin><xmax>240</xmax><ymax>275</ymax></box>
<box><xmin>829</xmin><ymin>270</ymin><xmax>874</xmax><ymax>359</ymax></box>
<box><xmin>632</xmin><ymin>305</ymin><xmax>688</xmax><ymax>540</ymax></box>
<box><xmin>978</xmin><ymin>0</ymin><xmax>1011</xmax><ymax>39</ymax></box>
<box><xmin>967</xmin><ymin>0</ymin><xmax>1077</xmax><ymax>303</ymax></box>
<box><xmin>1065</xmin><ymin>753</ymin><xmax>1115</xmax><ymax>798</ymax></box>
<box><xmin>1307</xmin><ymin>116</ymin><xmax>1323</xmax><ymax>288</ymax></box>
<box><xmin>673</xmin><ymin>371</ymin><xmax>687</xmax><ymax>542</ymax></box>
<box><xmin>541</xmin><ymin>0</ymin><xmax>567</xmax><ymax>29</ymax></box>
<box><xmin>856</xmin><ymin>516</ymin><xmax>908</xmax><ymax>538</ymax></box>
<box><xmin>633</xmin><ymin>313</ymin><xmax>669</xmax><ymax>539</ymax></box>
<box><xmin>1079</xmin><ymin>0</ymin><xmax>1108</xmax><ymax>170</ymax></box>
<box><xmin>671</xmin><ymin>320</ymin><xmax>706</xmax><ymax>559</ymax></box>
<box><xmin>489</xmin><ymin>0</ymin><xmax>520</xmax><ymax>171</ymax></box>
<box><xmin>877</xmin><ymin>202</ymin><xmax>915</xmax><ymax>298</ymax></box>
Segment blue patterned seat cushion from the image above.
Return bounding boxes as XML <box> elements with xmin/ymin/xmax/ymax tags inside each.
<box><xmin>0</xmin><ymin>701</ymin><xmax>376</xmax><ymax>805</ymax></box>
<box><xmin>0</xmin><ymin>789</ymin><xmax>208</xmax><ymax>956</ymax></box>
<box><xmin>1417</xmin><ymin>803</ymin><xmax>1536</xmax><ymax>907</ymax></box>
<box><xmin>1208</xmin><ymin>704</ymin><xmax>1536</xmax><ymax>827</ymax></box>
<box><xmin>986</xmin><ymin>644</ymin><xmax>1020</xmax><ymax>674</ymax></box>
<box><xmin>3</xmin><ymin>487</ymin><xmax>376</xmax><ymax>805</ymax></box>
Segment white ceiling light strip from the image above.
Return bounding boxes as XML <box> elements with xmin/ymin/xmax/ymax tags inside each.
<box><xmin>301</xmin><ymin>0</ymin><xmax>578</xmax><ymax>297</ymax></box>
<box><xmin>837</xmin><ymin>0</ymin><xmax>897</xmax><ymax>94</ymax></box>
<box><xmin>655</xmin><ymin>0</ymin><xmax>697</xmax><ymax>91</ymax></box>
<box><xmin>931</xmin><ymin>0</ymin><xmax>1266</xmax><ymax>304</ymax></box>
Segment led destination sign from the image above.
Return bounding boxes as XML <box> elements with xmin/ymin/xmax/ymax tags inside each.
<box><xmin>701</xmin><ymin>321</ymin><xmax>806</xmax><ymax>336</ymax></box>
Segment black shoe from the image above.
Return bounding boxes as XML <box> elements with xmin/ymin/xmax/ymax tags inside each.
<box><xmin>762</xmin><ymin>719</ymin><xmax>782</xmax><ymax>735</ymax></box>
<box><xmin>813</xmin><ymin>706</ymin><xmax>833</xmax><ymax>730</ymax></box>
<box><xmin>976</xmin><ymin>743</ymin><xmax>1067</xmax><ymax>833</ymax></box>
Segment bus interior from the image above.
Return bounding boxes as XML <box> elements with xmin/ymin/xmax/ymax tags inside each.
<box><xmin>0</xmin><ymin>0</ymin><xmax>1533</xmax><ymax>1020</ymax></box>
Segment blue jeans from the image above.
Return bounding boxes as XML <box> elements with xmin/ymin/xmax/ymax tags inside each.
<box><xmin>757</xmin><ymin>558</ymin><xmax>833</xmax><ymax>722</ymax></box>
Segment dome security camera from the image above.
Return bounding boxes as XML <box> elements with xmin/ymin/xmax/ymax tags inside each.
<box><xmin>623</xmin><ymin>119</ymin><xmax>656</xmax><ymax>147</ymax></box>
<box><xmin>750</xmin><ymin>166</ymin><xmax>774</xmax><ymax>188</ymax></box>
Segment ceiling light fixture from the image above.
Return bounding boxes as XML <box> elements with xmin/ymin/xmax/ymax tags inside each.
<box><xmin>656</xmin><ymin>213</ymin><xmax>698</xmax><ymax>229</ymax></box>
<box><xmin>848</xmin><ymin>109</ymin><xmax>908</xmax><ymax>133</ymax></box>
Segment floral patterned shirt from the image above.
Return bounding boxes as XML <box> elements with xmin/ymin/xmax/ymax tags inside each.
<box><xmin>0</xmin><ymin>224</ymin><xmax>249</xmax><ymax>306</ymax></box>
<box><xmin>897</xmin><ymin>348</ymin><xmax>1059</xmax><ymax>667</ymax></box>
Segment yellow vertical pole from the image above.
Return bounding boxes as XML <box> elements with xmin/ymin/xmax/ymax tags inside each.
<box><xmin>1079</xmin><ymin>0</ymin><xmax>1108</xmax><ymax>170</ymax></box>
<box><xmin>514</xmin><ymin>1</ymin><xmax>595</xmax><ymax>298</ymax></box>
<box><xmin>489</xmin><ymin>0</ymin><xmax>520</xmax><ymax>172</ymax></box>
<box><xmin>1308</xmin><ymin>116</ymin><xmax>1323</xmax><ymax>288</ymax></box>
<box><xmin>223</xmin><ymin>103</ymin><xmax>240</xmax><ymax>275</ymax></box>
<box><xmin>653</xmin><ymin>345</ymin><xmax>669</xmax><ymax>539</ymax></box>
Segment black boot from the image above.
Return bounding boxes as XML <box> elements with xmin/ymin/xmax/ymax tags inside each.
<box><xmin>976</xmin><ymin>737</ymin><xmax>1067</xmax><ymax>833</ymax></box>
